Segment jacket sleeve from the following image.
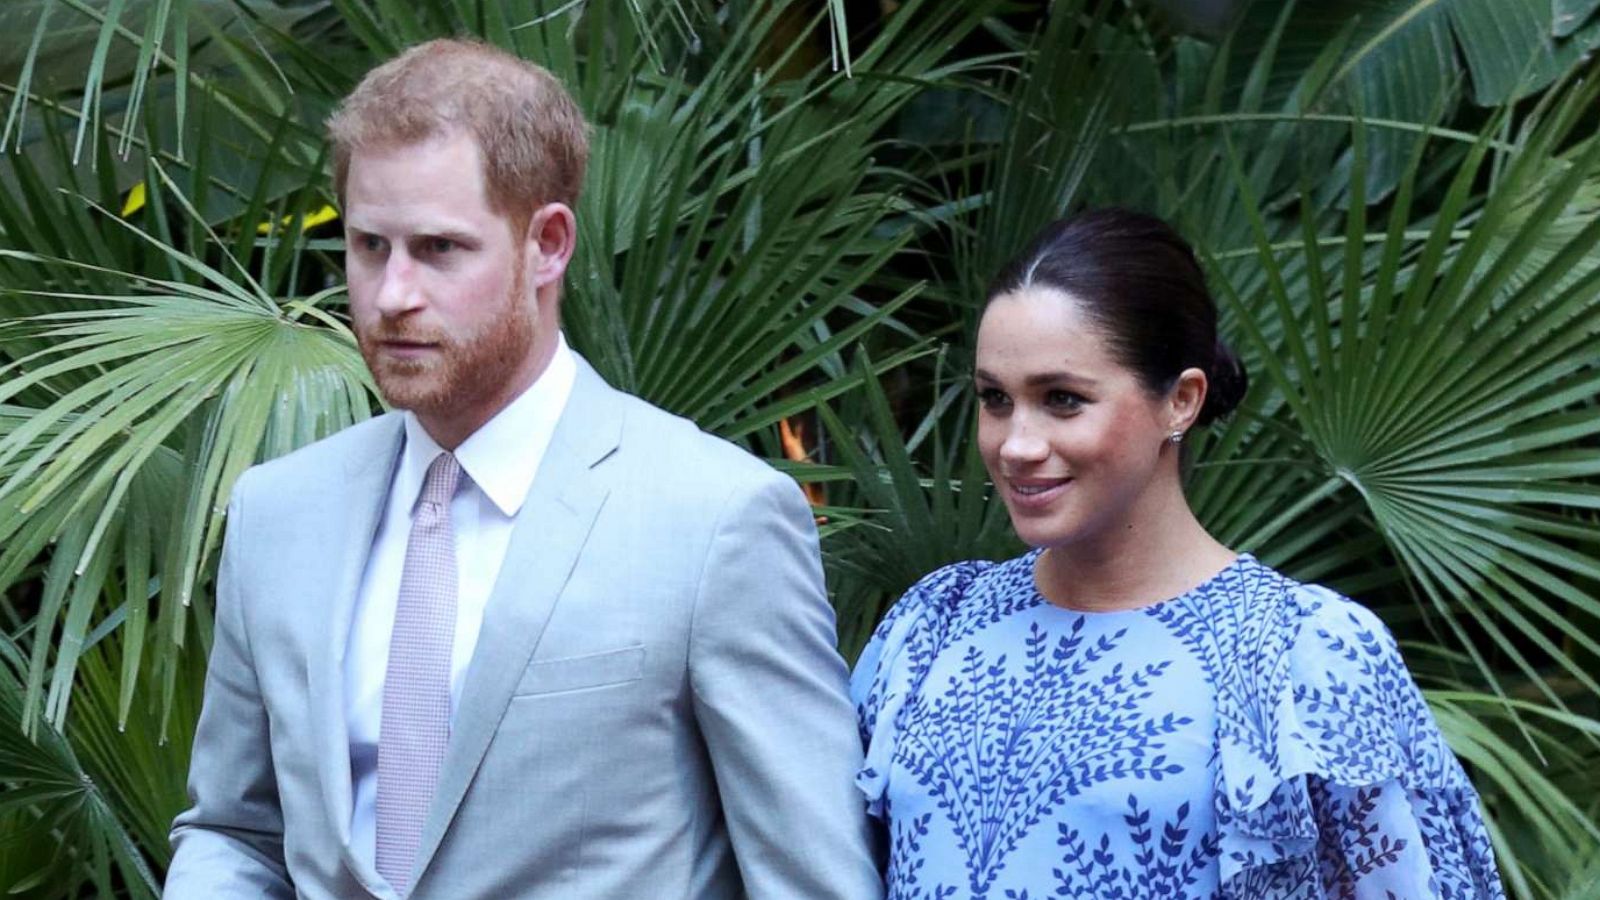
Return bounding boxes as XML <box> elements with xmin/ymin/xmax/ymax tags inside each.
<box><xmin>166</xmin><ymin>480</ymin><xmax>294</xmax><ymax>898</ymax></box>
<box><xmin>687</xmin><ymin>470</ymin><xmax>884</xmax><ymax>900</ymax></box>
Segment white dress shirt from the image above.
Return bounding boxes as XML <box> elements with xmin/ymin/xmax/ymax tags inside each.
<box><xmin>344</xmin><ymin>335</ymin><xmax>576</xmax><ymax>870</ymax></box>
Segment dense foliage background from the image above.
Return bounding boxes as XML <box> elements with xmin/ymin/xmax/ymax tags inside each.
<box><xmin>2</xmin><ymin>0</ymin><xmax>1599</xmax><ymax>895</ymax></box>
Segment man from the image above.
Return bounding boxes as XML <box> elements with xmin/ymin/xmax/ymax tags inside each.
<box><xmin>167</xmin><ymin>38</ymin><xmax>881</xmax><ymax>900</ymax></box>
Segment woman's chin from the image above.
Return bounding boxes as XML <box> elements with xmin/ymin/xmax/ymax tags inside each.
<box><xmin>1009</xmin><ymin>516</ymin><xmax>1081</xmax><ymax>550</ymax></box>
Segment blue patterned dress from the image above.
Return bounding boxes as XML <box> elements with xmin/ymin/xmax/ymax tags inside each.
<box><xmin>851</xmin><ymin>550</ymin><xmax>1504</xmax><ymax>899</ymax></box>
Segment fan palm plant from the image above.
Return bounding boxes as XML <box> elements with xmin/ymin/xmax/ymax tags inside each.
<box><xmin>3</xmin><ymin>0</ymin><xmax>1600</xmax><ymax>895</ymax></box>
<box><xmin>0</xmin><ymin>0</ymin><xmax>1004</xmax><ymax>892</ymax></box>
<box><xmin>1197</xmin><ymin>75</ymin><xmax>1600</xmax><ymax>892</ymax></box>
<box><xmin>808</xmin><ymin>6</ymin><xmax>1600</xmax><ymax>897</ymax></box>
<box><xmin>0</xmin><ymin>0</ymin><xmax>1003</xmax><ymax>733</ymax></box>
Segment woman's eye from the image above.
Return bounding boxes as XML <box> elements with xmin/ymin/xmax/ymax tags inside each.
<box><xmin>978</xmin><ymin>388</ymin><xmax>1011</xmax><ymax>410</ymax></box>
<box><xmin>1045</xmin><ymin>389</ymin><xmax>1084</xmax><ymax>411</ymax></box>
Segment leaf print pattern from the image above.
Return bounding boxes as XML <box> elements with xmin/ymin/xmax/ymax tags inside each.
<box><xmin>1052</xmin><ymin>796</ymin><xmax>1220</xmax><ymax>899</ymax></box>
<box><xmin>898</xmin><ymin>620</ymin><xmax>1192</xmax><ymax>894</ymax></box>
<box><xmin>850</xmin><ymin>551</ymin><xmax>1506</xmax><ymax>900</ymax></box>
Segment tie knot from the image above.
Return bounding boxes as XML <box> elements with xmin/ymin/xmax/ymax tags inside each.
<box><xmin>420</xmin><ymin>452</ymin><xmax>462</xmax><ymax>509</ymax></box>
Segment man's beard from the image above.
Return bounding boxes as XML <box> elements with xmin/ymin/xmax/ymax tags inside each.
<box><xmin>355</xmin><ymin>284</ymin><xmax>537</xmax><ymax>419</ymax></box>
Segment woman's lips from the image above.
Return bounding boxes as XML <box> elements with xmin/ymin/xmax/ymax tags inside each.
<box><xmin>1004</xmin><ymin>477</ymin><xmax>1072</xmax><ymax>511</ymax></box>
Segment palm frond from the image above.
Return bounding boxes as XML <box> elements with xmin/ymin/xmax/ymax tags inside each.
<box><xmin>0</xmin><ymin>164</ymin><xmax>373</xmax><ymax>732</ymax></box>
<box><xmin>818</xmin><ymin>351</ymin><xmax>1019</xmax><ymax>660</ymax></box>
<box><xmin>1208</xmin><ymin>76</ymin><xmax>1600</xmax><ymax>725</ymax></box>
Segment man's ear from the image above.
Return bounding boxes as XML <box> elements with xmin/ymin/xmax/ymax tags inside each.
<box><xmin>524</xmin><ymin>202</ymin><xmax>576</xmax><ymax>289</ymax></box>
<box><xmin>1168</xmin><ymin>367</ymin><xmax>1208</xmax><ymax>433</ymax></box>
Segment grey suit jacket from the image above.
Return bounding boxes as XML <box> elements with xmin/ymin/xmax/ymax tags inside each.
<box><xmin>166</xmin><ymin>358</ymin><xmax>882</xmax><ymax>899</ymax></box>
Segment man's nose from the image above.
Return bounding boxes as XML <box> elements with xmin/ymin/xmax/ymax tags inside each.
<box><xmin>374</xmin><ymin>253</ymin><xmax>424</xmax><ymax>317</ymax></box>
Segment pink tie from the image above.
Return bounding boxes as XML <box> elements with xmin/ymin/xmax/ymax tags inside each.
<box><xmin>375</xmin><ymin>452</ymin><xmax>462</xmax><ymax>894</ymax></box>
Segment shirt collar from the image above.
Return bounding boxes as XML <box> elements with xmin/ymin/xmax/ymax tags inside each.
<box><xmin>397</xmin><ymin>333</ymin><xmax>577</xmax><ymax>517</ymax></box>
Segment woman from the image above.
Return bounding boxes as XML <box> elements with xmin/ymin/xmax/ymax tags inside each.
<box><xmin>851</xmin><ymin>209</ymin><xmax>1504</xmax><ymax>899</ymax></box>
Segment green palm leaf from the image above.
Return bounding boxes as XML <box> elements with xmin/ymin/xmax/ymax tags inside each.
<box><xmin>1209</xmin><ymin>76</ymin><xmax>1600</xmax><ymax>723</ymax></box>
<box><xmin>0</xmin><ymin>632</ymin><xmax>163</xmax><ymax>898</ymax></box>
<box><xmin>0</xmin><ymin>165</ymin><xmax>373</xmax><ymax>733</ymax></box>
<box><xmin>1430</xmin><ymin>690</ymin><xmax>1600</xmax><ymax>896</ymax></box>
<box><xmin>1226</xmin><ymin>0</ymin><xmax>1600</xmax><ymax>198</ymax></box>
<box><xmin>816</xmin><ymin>350</ymin><xmax>1019</xmax><ymax>660</ymax></box>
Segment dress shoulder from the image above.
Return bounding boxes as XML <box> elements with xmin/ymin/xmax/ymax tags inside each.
<box><xmin>1200</xmin><ymin>563</ymin><xmax>1504</xmax><ymax>898</ymax></box>
<box><xmin>848</xmin><ymin>558</ymin><xmax>999</xmax><ymax>816</ymax></box>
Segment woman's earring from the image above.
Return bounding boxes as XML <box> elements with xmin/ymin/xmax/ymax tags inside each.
<box><xmin>1168</xmin><ymin>430</ymin><xmax>1184</xmax><ymax>445</ymax></box>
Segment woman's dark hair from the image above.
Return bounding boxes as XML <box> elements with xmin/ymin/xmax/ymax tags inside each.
<box><xmin>984</xmin><ymin>208</ymin><xmax>1248</xmax><ymax>426</ymax></box>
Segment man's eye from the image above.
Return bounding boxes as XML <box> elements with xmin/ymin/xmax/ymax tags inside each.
<box><xmin>358</xmin><ymin>234</ymin><xmax>386</xmax><ymax>253</ymax></box>
<box><xmin>978</xmin><ymin>388</ymin><xmax>1011</xmax><ymax>410</ymax></box>
<box><xmin>426</xmin><ymin>237</ymin><xmax>456</xmax><ymax>255</ymax></box>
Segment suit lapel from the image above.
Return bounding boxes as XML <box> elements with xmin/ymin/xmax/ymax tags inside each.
<box><xmin>303</xmin><ymin>413</ymin><xmax>405</xmax><ymax>898</ymax></box>
<box><xmin>411</xmin><ymin>358</ymin><xmax>623</xmax><ymax>881</ymax></box>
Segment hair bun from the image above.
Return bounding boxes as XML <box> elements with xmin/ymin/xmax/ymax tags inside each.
<box><xmin>1198</xmin><ymin>339</ymin><xmax>1248</xmax><ymax>426</ymax></box>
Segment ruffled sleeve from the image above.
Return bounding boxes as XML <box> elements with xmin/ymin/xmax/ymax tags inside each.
<box><xmin>848</xmin><ymin>561</ymin><xmax>990</xmax><ymax>818</ymax></box>
<box><xmin>1212</xmin><ymin>576</ymin><xmax>1505</xmax><ymax>898</ymax></box>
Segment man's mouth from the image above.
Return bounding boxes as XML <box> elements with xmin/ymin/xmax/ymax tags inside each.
<box><xmin>376</xmin><ymin>339</ymin><xmax>441</xmax><ymax>360</ymax></box>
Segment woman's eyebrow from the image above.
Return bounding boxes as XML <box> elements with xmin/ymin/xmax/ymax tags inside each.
<box><xmin>974</xmin><ymin>368</ymin><xmax>1099</xmax><ymax>389</ymax></box>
